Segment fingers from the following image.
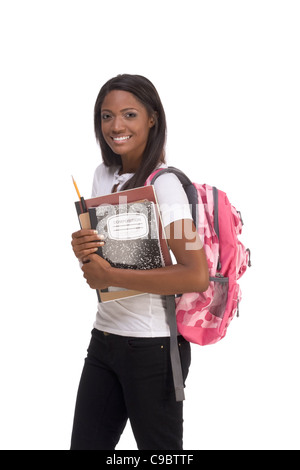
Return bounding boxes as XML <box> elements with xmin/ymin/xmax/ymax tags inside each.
<box><xmin>72</xmin><ymin>234</ymin><xmax>102</xmax><ymax>246</ymax></box>
<box><xmin>73</xmin><ymin>243</ymin><xmax>105</xmax><ymax>260</ymax></box>
<box><xmin>81</xmin><ymin>253</ymin><xmax>111</xmax><ymax>290</ymax></box>
<box><xmin>71</xmin><ymin>229</ymin><xmax>105</xmax><ymax>260</ymax></box>
<box><xmin>72</xmin><ymin>229</ymin><xmax>102</xmax><ymax>240</ymax></box>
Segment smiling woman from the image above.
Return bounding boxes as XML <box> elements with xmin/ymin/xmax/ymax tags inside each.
<box><xmin>70</xmin><ymin>74</ymin><xmax>209</xmax><ymax>451</ymax></box>
<box><xmin>100</xmin><ymin>90</ymin><xmax>156</xmax><ymax>174</ymax></box>
<box><xmin>93</xmin><ymin>74</ymin><xmax>167</xmax><ymax>190</ymax></box>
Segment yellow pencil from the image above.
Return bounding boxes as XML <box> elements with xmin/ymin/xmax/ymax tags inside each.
<box><xmin>72</xmin><ymin>175</ymin><xmax>81</xmax><ymax>200</ymax></box>
<box><xmin>72</xmin><ymin>175</ymin><xmax>87</xmax><ymax>212</ymax></box>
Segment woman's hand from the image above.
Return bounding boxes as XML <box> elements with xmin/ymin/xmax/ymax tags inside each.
<box><xmin>81</xmin><ymin>253</ymin><xmax>112</xmax><ymax>290</ymax></box>
<box><xmin>71</xmin><ymin>229</ymin><xmax>105</xmax><ymax>261</ymax></box>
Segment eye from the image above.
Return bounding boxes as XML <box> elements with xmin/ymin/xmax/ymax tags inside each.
<box><xmin>101</xmin><ymin>113</ymin><xmax>112</xmax><ymax>121</ymax></box>
<box><xmin>125</xmin><ymin>112</ymin><xmax>137</xmax><ymax>119</ymax></box>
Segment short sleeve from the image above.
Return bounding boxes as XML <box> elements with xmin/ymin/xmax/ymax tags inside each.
<box><xmin>153</xmin><ymin>173</ymin><xmax>193</xmax><ymax>228</ymax></box>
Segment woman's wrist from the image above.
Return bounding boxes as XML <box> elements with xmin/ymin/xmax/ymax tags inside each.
<box><xmin>106</xmin><ymin>266</ymin><xmax>128</xmax><ymax>290</ymax></box>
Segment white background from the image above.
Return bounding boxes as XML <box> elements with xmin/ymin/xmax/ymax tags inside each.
<box><xmin>0</xmin><ymin>0</ymin><xmax>299</xmax><ymax>450</ymax></box>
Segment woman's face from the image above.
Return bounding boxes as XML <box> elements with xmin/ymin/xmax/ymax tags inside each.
<box><xmin>101</xmin><ymin>90</ymin><xmax>155</xmax><ymax>171</ymax></box>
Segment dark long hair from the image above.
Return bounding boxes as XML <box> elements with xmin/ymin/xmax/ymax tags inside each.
<box><xmin>94</xmin><ymin>74</ymin><xmax>167</xmax><ymax>189</ymax></box>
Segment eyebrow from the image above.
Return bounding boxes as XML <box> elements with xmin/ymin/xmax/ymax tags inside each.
<box><xmin>101</xmin><ymin>107</ymin><xmax>138</xmax><ymax>113</ymax></box>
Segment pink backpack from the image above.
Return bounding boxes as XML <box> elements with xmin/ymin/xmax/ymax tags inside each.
<box><xmin>146</xmin><ymin>167</ymin><xmax>251</xmax><ymax>400</ymax></box>
<box><xmin>147</xmin><ymin>167</ymin><xmax>251</xmax><ymax>345</ymax></box>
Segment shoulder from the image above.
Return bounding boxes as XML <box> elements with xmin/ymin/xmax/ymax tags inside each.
<box><xmin>93</xmin><ymin>162</ymin><xmax>118</xmax><ymax>179</ymax></box>
<box><xmin>92</xmin><ymin>163</ymin><xmax>119</xmax><ymax>197</ymax></box>
<box><xmin>153</xmin><ymin>166</ymin><xmax>188</xmax><ymax>204</ymax></box>
<box><xmin>149</xmin><ymin>164</ymin><xmax>184</xmax><ymax>194</ymax></box>
<box><xmin>152</xmin><ymin>167</ymin><xmax>193</xmax><ymax>227</ymax></box>
<box><xmin>153</xmin><ymin>172</ymin><xmax>183</xmax><ymax>192</ymax></box>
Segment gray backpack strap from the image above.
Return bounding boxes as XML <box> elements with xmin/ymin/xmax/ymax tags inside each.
<box><xmin>166</xmin><ymin>295</ymin><xmax>185</xmax><ymax>402</ymax></box>
<box><xmin>149</xmin><ymin>168</ymin><xmax>186</xmax><ymax>402</ymax></box>
<box><xmin>212</xmin><ymin>186</ymin><xmax>222</xmax><ymax>271</ymax></box>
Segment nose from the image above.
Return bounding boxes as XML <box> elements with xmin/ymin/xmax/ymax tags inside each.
<box><xmin>111</xmin><ymin>115</ymin><xmax>126</xmax><ymax>134</ymax></box>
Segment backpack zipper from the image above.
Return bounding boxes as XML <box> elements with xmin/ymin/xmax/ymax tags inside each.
<box><xmin>209</xmin><ymin>274</ymin><xmax>228</xmax><ymax>283</ymax></box>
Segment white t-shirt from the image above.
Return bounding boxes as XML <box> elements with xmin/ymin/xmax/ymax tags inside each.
<box><xmin>91</xmin><ymin>163</ymin><xmax>192</xmax><ymax>338</ymax></box>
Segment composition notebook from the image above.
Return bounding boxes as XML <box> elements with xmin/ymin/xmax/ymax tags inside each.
<box><xmin>75</xmin><ymin>184</ymin><xmax>172</xmax><ymax>302</ymax></box>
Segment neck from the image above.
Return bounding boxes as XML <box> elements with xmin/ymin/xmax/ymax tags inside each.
<box><xmin>120</xmin><ymin>156</ymin><xmax>142</xmax><ymax>175</ymax></box>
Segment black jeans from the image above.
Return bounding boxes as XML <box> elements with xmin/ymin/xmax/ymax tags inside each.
<box><xmin>70</xmin><ymin>329</ymin><xmax>191</xmax><ymax>450</ymax></box>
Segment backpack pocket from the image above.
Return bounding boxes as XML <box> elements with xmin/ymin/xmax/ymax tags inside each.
<box><xmin>209</xmin><ymin>276</ymin><xmax>229</xmax><ymax>319</ymax></box>
<box><xmin>236</xmin><ymin>243</ymin><xmax>251</xmax><ymax>279</ymax></box>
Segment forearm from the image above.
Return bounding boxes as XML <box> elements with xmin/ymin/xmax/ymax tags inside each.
<box><xmin>106</xmin><ymin>262</ymin><xmax>209</xmax><ymax>296</ymax></box>
<box><xmin>81</xmin><ymin>220</ymin><xmax>210</xmax><ymax>295</ymax></box>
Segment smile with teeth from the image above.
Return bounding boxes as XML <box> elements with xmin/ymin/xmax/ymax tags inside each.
<box><xmin>112</xmin><ymin>136</ymin><xmax>131</xmax><ymax>142</ymax></box>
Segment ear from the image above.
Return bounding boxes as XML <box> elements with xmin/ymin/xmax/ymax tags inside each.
<box><xmin>149</xmin><ymin>112</ymin><xmax>158</xmax><ymax>128</ymax></box>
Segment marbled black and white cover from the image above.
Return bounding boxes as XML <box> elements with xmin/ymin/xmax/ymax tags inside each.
<box><xmin>89</xmin><ymin>201</ymin><xmax>165</xmax><ymax>270</ymax></box>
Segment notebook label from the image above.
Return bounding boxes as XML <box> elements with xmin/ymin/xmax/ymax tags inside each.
<box><xmin>107</xmin><ymin>213</ymin><xmax>149</xmax><ymax>240</ymax></box>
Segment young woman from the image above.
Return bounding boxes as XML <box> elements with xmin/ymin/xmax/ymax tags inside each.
<box><xmin>70</xmin><ymin>74</ymin><xmax>209</xmax><ymax>450</ymax></box>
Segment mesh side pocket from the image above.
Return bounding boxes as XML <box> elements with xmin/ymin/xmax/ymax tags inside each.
<box><xmin>209</xmin><ymin>277</ymin><xmax>229</xmax><ymax>319</ymax></box>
